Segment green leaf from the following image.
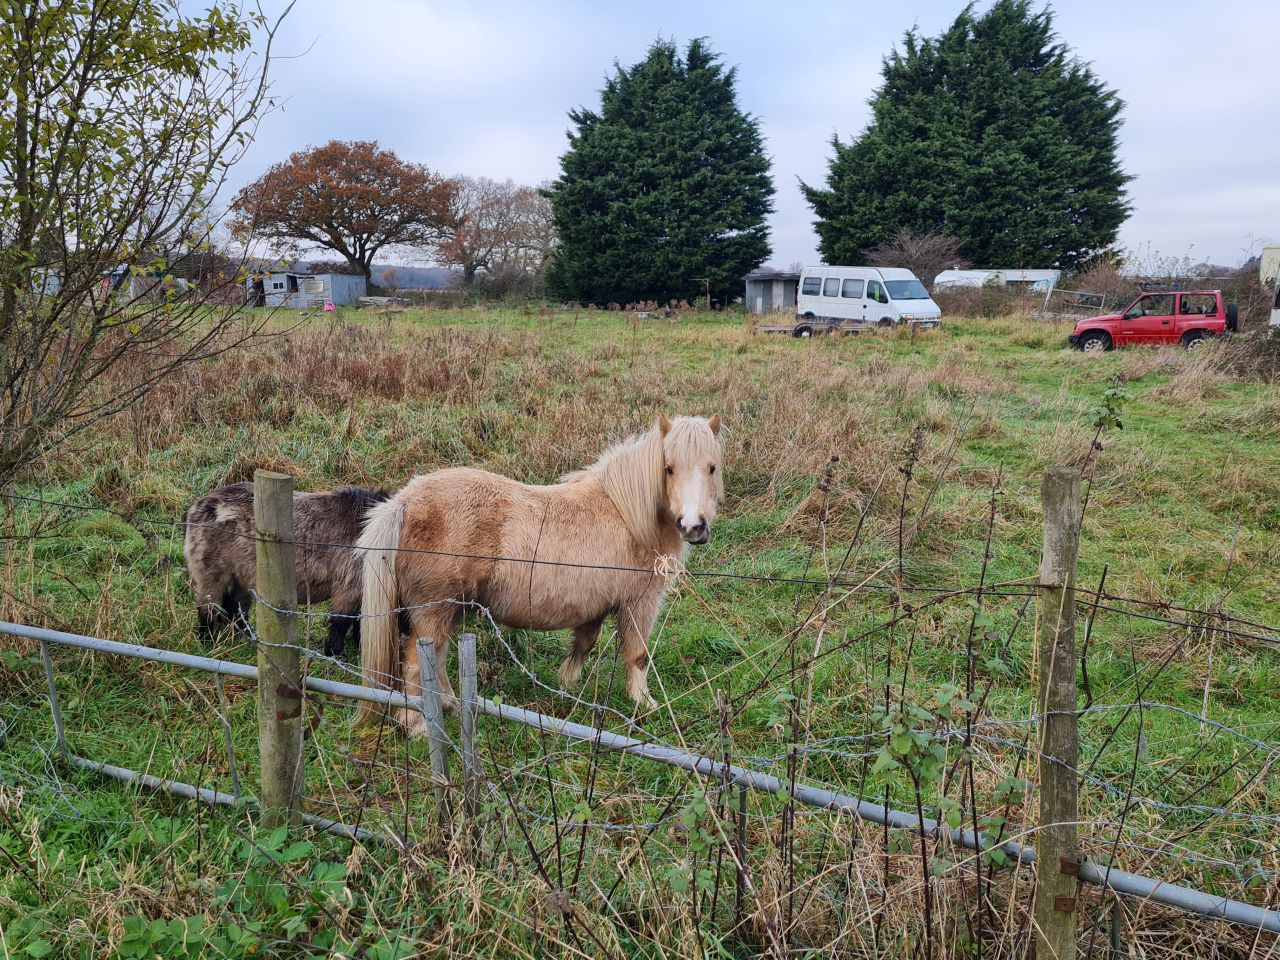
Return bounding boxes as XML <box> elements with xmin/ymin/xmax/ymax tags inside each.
<box><xmin>280</xmin><ymin>839</ymin><xmax>315</xmax><ymax>862</ymax></box>
<box><xmin>25</xmin><ymin>941</ymin><xmax>54</xmax><ymax>959</ymax></box>
<box><xmin>872</xmin><ymin>751</ymin><xmax>900</xmax><ymax>774</ymax></box>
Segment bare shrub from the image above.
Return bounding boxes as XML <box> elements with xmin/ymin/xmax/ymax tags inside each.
<box><xmin>932</xmin><ymin>283</ymin><xmax>1023</xmax><ymax>318</ymax></box>
<box><xmin>1</xmin><ymin>3</ymin><xmax>287</xmax><ymax>484</ymax></box>
<box><xmin>866</xmin><ymin>227</ymin><xmax>970</xmax><ymax>288</ymax></box>
<box><xmin>1062</xmin><ymin>259</ymin><xmax>1141</xmax><ymax>310</ymax></box>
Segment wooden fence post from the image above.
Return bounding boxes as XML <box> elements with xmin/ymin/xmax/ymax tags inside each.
<box><xmin>457</xmin><ymin>633</ymin><xmax>481</xmax><ymax>856</ymax></box>
<box><xmin>416</xmin><ymin>637</ymin><xmax>451</xmax><ymax>822</ymax></box>
<box><xmin>254</xmin><ymin>470</ymin><xmax>303</xmax><ymax>828</ymax></box>
<box><xmin>457</xmin><ymin>633</ymin><xmax>481</xmax><ymax>806</ymax></box>
<box><xmin>1034</xmin><ymin>466</ymin><xmax>1082</xmax><ymax>960</ymax></box>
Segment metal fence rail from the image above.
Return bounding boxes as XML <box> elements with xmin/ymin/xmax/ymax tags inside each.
<box><xmin>6</xmin><ymin>618</ymin><xmax>1279</xmax><ymax>936</ymax></box>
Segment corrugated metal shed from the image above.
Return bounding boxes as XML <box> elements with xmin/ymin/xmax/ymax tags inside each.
<box><xmin>247</xmin><ymin>271</ymin><xmax>368</xmax><ymax>308</ymax></box>
<box><xmin>933</xmin><ymin>268</ymin><xmax>1061</xmax><ymax>291</ymax></box>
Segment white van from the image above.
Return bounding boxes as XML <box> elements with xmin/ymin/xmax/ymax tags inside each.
<box><xmin>794</xmin><ymin>265</ymin><xmax>941</xmax><ymax>335</ymax></box>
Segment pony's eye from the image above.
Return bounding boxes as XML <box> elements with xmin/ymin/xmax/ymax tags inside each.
<box><xmin>665</xmin><ymin>465</ymin><xmax>673</xmax><ymax>476</ymax></box>
<box><xmin>709</xmin><ymin>465</ymin><xmax>716</xmax><ymax>475</ymax></box>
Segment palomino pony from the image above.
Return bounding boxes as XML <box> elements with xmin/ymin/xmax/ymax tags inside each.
<box><xmin>184</xmin><ymin>482</ymin><xmax>391</xmax><ymax>656</ymax></box>
<box><xmin>357</xmin><ymin>414</ymin><xmax>723</xmax><ymax>733</ymax></box>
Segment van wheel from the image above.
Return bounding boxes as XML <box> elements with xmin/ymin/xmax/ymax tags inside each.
<box><xmin>1182</xmin><ymin>330</ymin><xmax>1208</xmax><ymax>349</ymax></box>
<box><xmin>1079</xmin><ymin>331</ymin><xmax>1111</xmax><ymax>353</ymax></box>
<box><xmin>794</xmin><ymin>325</ymin><xmax>813</xmax><ymax>339</ymax></box>
<box><xmin>878</xmin><ymin>317</ymin><xmax>893</xmax><ymax>327</ymax></box>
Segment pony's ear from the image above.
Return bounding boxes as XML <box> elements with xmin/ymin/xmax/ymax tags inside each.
<box><xmin>708</xmin><ymin>414</ymin><xmax>721</xmax><ymax>436</ymax></box>
<box><xmin>658</xmin><ymin>414</ymin><xmax>672</xmax><ymax>435</ymax></box>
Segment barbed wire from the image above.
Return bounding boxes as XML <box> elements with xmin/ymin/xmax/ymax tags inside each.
<box><xmin>7</xmin><ymin>491</ymin><xmax>1280</xmax><ymax>648</ymax></box>
<box><xmin>5</xmin><ymin>485</ymin><xmax>1280</xmax><ymax>952</ymax></box>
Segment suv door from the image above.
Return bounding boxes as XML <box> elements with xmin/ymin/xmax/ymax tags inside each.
<box><xmin>1119</xmin><ymin>293</ymin><xmax>1176</xmax><ymax>344</ymax></box>
<box><xmin>1177</xmin><ymin>293</ymin><xmax>1219</xmax><ymax>334</ymax></box>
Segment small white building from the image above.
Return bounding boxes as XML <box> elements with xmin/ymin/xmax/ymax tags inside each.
<box><xmin>247</xmin><ymin>271</ymin><xmax>367</xmax><ymax>308</ymax></box>
<box><xmin>743</xmin><ymin>270</ymin><xmax>800</xmax><ymax>314</ymax></box>
<box><xmin>1259</xmin><ymin>245</ymin><xmax>1280</xmax><ymax>287</ymax></box>
<box><xmin>933</xmin><ymin>268</ymin><xmax>1061</xmax><ymax>292</ymax></box>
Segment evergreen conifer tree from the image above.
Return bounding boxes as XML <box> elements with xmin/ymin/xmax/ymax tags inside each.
<box><xmin>803</xmin><ymin>1</ymin><xmax>1130</xmax><ymax>270</ymax></box>
<box><xmin>546</xmin><ymin>39</ymin><xmax>774</xmax><ymax>304</ymax></box>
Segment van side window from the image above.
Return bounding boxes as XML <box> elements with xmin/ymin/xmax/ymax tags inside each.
<box><xmin>823</xmin><ymin>278</ymin><xmax>840</xmax><ymax>298</ymax></box>
<box><xmin>801</xmin><ymin>277</ymin><xmax>821</xmax><ymax>296</ymax></box>
<box><xmin>867</xmin><ymin>280</ymin><xmax>887</xmax><ymax>304</ymax></box>
<box><xmin>841</xmin><ymin>279</ymin><xmax>864</xmax><ymax>298</ymax></box>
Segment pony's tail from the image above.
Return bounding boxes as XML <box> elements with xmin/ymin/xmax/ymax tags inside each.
<box><xmin>356</xmin><ymin>496</ymin><xmax>405</xmax><ymax>723</ymax></box>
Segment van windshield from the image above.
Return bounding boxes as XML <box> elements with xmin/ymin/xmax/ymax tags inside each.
<box><xmin>885</xmin><ymin>280</ymin><xmax>930</xmax><ymax>300</ymax></box>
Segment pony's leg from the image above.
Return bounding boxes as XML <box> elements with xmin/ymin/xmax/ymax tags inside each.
<box><xmin>325</xmin><ymin>590</ymin><xmax>359</xmax><ymax>658</ymax></box>
<box><xmin>323</xmin><ymin>614</ymin><xmax>350</xmax><ymax>658</ymax></box>
<box><xmin>196</xmin><ymin>602</ymin><xmax>224</xmax><ymax>643</ymax></box>
<box><xmin>228</xmin><ymin>586</ymin><xmax>254</xmax><ymax>638</ymax></box>
<box><xmin>559</xmin><ymin>617</ymin><xmax>605</xmax><ymax>688</ymax></box>
<box><xmin>327</xmin><ymin>583</ymin><xmax>364</xmax><ymax>658</ymax></box>
<box><xmin>188</xmin><ymin>566</ymin><xmax>231</xmax><ymax>643</ymax></box>
<box><xmin>397</xmin><ymin>604</ymin><xmax>461</xmax><ymax>734</ymax></box>
<box><xmin>617</xmin><ymin>596</ymin><xmax>662</xmax><ymax>709</ymax></box>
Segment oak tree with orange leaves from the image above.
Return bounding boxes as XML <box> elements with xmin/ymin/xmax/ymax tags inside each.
<box><xmin>231</xmin><ymin>140</ymin><xmax>457</xmax><ymax>283</ymax></box>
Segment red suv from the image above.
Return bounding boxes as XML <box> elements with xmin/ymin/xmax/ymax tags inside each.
<box><xmin>1067</xmin><ymin>290</ymin><xmax>1237</xmax><ymax>352</ymax></box>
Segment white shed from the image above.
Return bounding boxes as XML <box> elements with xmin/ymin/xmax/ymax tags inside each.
<box><xmin>1260</xmin><ymin>245</ymin><xmax>1280</xmax><ymax>287</ymax></box>
<box><xmin>247</xmin><ymin>271</ymin><xmax>367</xmax><ymax>308</ymax></box>
<box><xmin>933</xmin><ymin>268</ymin><xmax>1060</xmax><ymax>291</ymax></box>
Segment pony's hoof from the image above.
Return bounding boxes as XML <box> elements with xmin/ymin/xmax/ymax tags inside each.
<box><xmin>629</xmin><ymin>688</ymin><xmax>658</xmax><ymax>711</ymax></box>
<box><xmin>558</xmin><ymin>659</ymin><xmax>583</xmax><ymax>689</ymax></box>
<box><xmin>397</xmin><ymin>709</ymin><xmax>428</xmax><ymax>737</ymax></box>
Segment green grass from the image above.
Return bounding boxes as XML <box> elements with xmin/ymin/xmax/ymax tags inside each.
<box><xmin>2</xmin><ymin>306</ymin><xmax>1278</xmax><ymax>957</ymax></box>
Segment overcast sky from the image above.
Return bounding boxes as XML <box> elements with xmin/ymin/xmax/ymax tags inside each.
<box><xmin>235</xmin><ymin>0</ymin><xmax>1277</xmax><ymax>269</ymax></box>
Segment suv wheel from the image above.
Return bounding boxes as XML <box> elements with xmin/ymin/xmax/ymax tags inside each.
<box><xmin>1079</xmin><ymin>331</ymin><xmax>1111</xmax><ymax>353</ymax></box>
<box><xmin>1182</xmin><ymin>330</ymin><xmax>1208</xmax><ymax>349</ymax></box>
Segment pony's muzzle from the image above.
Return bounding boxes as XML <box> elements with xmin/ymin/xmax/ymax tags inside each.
<box><xmin>677</xmin><ymin>515</ymin><xmax>709</xmax><ymax>544</ymax></box>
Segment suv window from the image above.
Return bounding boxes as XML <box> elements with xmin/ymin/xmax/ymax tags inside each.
<box><xmin>1132</xmin><ymin>294</ymin><xmax>1174</xmax><ymax>316</ymax></box>
<box><xmin>823</xmin><ymin>278</ymin><xmax>840</xmax><ymax>298</ymax></box>
<box><xmin>867</xmin><ymin>280</ymin><xmax>888</xmax><ymax>304</ymax></box>
<box><xmin>841</xmin><ymin>279</ymin><xmax>864</xmax><ymax>298</ymax></box>
<box><xmin>801</xmin><ymin>277</ymin><xmax>821</xmax><ymax>296</ymax></box>
<box><xmin>1179</xmin><ymin>293</ymin><xmax>1217</xmax><ymax>316</ymax></box>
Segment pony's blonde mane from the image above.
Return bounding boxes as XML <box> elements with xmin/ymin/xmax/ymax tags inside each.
<box><xmin>562</xmin><ymin>417</ymin><xmax>721</xmax><ymax>546</ymax></box>
<box><xmin>562</xmin><ymin>424</ymin><xmax>666</xmax><ymax>545</ymax></box>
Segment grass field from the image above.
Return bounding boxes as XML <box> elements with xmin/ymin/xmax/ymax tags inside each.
<box><xmin>2</xmin><ymin>306</ymin><xmax>1278</xmax><ymax>958</ymax></box>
